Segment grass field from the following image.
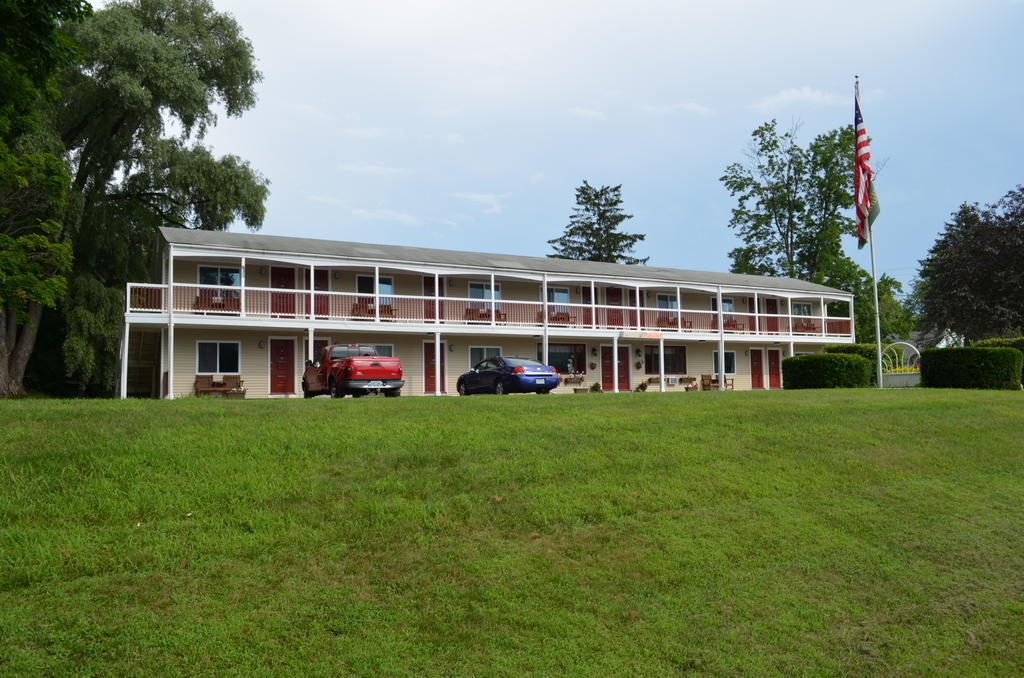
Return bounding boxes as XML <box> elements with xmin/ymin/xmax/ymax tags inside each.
<box><xmin>2</xmin><ymin>390</ymin><xmax>1023</xmax><ymax>676</ymax></box>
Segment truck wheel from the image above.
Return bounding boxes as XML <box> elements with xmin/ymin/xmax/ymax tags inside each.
<box><xmin>457</xmin><ymin>382</ymin><xmax>468</xmax><ymax>396</ymax></box>
<box><xmin>302</xmin><ymin>380</ymin><xmax>313</xmax><ymax>398</ymax></box>
<box><xmin>494</xmin><ymin>380</ymin><xmax>506</xmax><ymax>395</ymax></box>
<box><xmin>385</xmin><ymin>390</ymin><xmax>401</xmax><ymax>398</ymax></box>
<box><xmin>329</xmin><ymin>379</ymin><xmax>342</xmax><ymax>398</ymax></box>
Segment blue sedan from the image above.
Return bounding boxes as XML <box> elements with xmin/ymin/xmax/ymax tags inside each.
<box><xmin>457</xmin><ymin>356</ymin><xmax>559</xmax><ymax>395</ymax></box>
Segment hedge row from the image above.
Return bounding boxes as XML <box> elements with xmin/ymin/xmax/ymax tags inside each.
<box><xmin>824</xmin><ymin>343</ymin><xmax>878</xmax><ymax>384</ymax></box>
<box><xmin>920</xmin><ymin>347</ymin><xmax>1023</xmax><ymax>390</ymax></box>
<box><xmin>782</xmin><ymin>353</ymin><xmax>873</xmax><ymax>389</ymax></box>
<box><xmin>972</xmin><ymin>337</ymin><xmax>1024</xmax><ymax>382</ymax></box>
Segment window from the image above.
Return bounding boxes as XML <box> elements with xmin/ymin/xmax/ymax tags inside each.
<box><xmin>712</xmin><ymin>350</ymin><xmax>736</xmax><ymax>375</ymax></box>
<box><xmin>538</xmin><ymin>343</ymin><xmax>586</xmax><ymax>374</ymax></box>
<box><xmin>470</xmin><ymin>346</ymin><xmax>501</xmax><ymax>368</ymax></box>
<box><xmin>656</xmin><ymin>294</ymin><xmax>678</xmax><ymax>309</ymax></box>
<box><xmin>198</xmin><ymin>266</ymin><xmax>240</xmax><ymax>287</ymax></box>
<box><xmin>644</xmin><ymin>345</ymin><xmax>686</xmax><ymax>374</ymax></box>
<box><xmin>374</xmin><ymin>344</ymin><xmax>394</xmax><ymax>357</ymax></box>
<box><xmin>546</xmin><ymin>287</ymin><xmax>570</xmax><ymax>303</ymax></box>
<box><xmin>469</xmin><ymin>281</ymin><xmax>501</xmax><ymax>309</ymax></box>
<box><xmin>710</xmin><ymin>297</ymin><xmax>734</xmax><ymax>312</ymax></box>
<box><xmin>196</xmin><ymin>341</ymin><xmax>240</xmax><ymax>374</ymax></box>
<box><xmin>792</xmin><ymin>302</ymin><xmax>813</xmax><ymax>316</ymax></box>
<box><xmin>357</xmin><ymin>275</ymin><xmax>394</xmax><ymax>303</ymax></box>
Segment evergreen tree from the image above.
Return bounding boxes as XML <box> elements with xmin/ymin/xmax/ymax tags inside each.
<box><xmin>548</xmin><ymin>181</ymin><xmax>648</xmax><ymax>265</ymax></box>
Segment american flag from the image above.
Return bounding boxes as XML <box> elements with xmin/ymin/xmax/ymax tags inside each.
<box><xmin>854</xmin><ymin>86</ymin><xmax>877</xmax><ymax>249</ymax></box>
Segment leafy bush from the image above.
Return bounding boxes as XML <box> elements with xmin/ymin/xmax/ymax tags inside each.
<box><xmin>973</xmin><ymin>337</ymin><xmax>1024</xmax><ymax>381</ymax></box>
<box><xmin>920</xmin><ymin>347</ymin><xmax>1023</xmax><ymax>390</ymax></box>
<box><xmin>824</xmin><ymin>343</ymin><xmax>878</xmax><ymax>384</ymax></box>
<box><xmin>782</xmin><ymin>353</ymin><xmax>873</xmax><ymax>389</ymax></box>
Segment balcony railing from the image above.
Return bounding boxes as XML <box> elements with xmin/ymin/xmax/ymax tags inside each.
<box><xmin>126</xmin><ymin>283</ymin><xmax>854</xmax><ymax>338</ymax></box>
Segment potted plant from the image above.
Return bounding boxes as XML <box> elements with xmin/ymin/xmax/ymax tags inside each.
<box><xmin>224</xmin><ymin>384</ymin><xmax>246</xmax><ymax>399</ymax></box>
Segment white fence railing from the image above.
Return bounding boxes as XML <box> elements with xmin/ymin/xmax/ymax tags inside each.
<box><xmin>126</xmin><ymin>283</ymin><xmax>854</xmax><ymax>337</ymax></box>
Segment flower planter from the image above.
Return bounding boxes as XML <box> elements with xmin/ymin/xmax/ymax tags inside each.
<box><xmin>224</xmin><ymin>391</ymin><xmax>247</xmax><ymax>399</ymax></box>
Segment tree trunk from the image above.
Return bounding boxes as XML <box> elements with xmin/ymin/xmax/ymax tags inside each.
<box><xmin>0</xmin><ymin>301</ymin><xmax>43</xmax><ymax>397</ymax></box>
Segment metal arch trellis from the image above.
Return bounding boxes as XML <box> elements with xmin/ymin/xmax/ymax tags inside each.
<box><xmin>881</xmin><ymin>341</ymin><xmax>921</xmax><ymax>374</ymax></box>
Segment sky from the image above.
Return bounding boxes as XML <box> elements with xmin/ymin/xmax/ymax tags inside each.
<box><xmin>192</xmin><ymin>0</ymin><xmax>1024</xmax><ymax>292</ymax></box>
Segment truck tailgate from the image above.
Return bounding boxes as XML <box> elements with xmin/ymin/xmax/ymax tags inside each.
<box><xmin>346</xmin><ymin>357</ymin><xmax>402</xmax><ymax>380</ymax></box>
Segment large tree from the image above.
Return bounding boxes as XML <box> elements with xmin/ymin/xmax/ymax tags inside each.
<box><xmin>548</xmin><ymin>181</ymin><xmax>648</xmax><ymax>264</ymax></box>
<box><xmin>0</xmin><ymin>0</ymin><xmax>91</xmax><ymax>397</ymax></box>
<box><xmin>721</xmin><ymin>120</ymin><xmax>911</xmax><ymax>342</ymax></box>
<box><xmin>26</xmin><ymin>0</ymin><xmax>269</xmax><ymax>394</ymax></box>
<box><xmin>914</xmin><ymin>188</ymin><xmax>1024</xmax><ymax>343</ymax></box>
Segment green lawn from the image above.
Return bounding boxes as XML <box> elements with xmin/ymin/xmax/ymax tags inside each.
<box><xmin>2</xmin><ymin>390</ymin><xmax>1023</xmax><ymax>676</ymax></box>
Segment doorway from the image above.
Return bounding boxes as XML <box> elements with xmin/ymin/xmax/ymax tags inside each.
<box><xmin>600</xmin><ymin>346</ymin><xmax>629</xmax><ymax>391</ymax></box>
<box><xmin>750</xmin><ymin>349</ymin><xmax>764</xmax><ymax>389</ymax></box>
<box><xmin>424</xmin><ymin>341</ymin><xmax>446</xmax><ymax>393</ymax></box>
<box><xmin>269</xmin><ymin>338</ymin><xmax>295</xmax><ymax>394</ymax></box>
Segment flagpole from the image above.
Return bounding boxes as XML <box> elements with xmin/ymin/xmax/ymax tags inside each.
<box><xmin>857</xmin><ymin>75</ymin><xmax>885</xmax><ymax>389</ymax></box>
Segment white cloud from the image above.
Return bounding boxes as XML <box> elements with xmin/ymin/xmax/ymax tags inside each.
<box><xmin>529</xmin><ymin>172</ymin><xmax>545</xmax><ymax>184</ymax></box>
<box><xmin>337</xmin><ymin>163</ymin><xmax>409</xmax><ymax>175</ymax></box>
<box><xmin>337</xmin><ymin>127</ymin><xmax>399</xmax><ymax>139</ymax></box>
<box><xmin>751</xmin><ymin>86</ymin><xmax>845</xmax><ymax>112</ymax></box>
<box><xmin>568</xmin><ymin>107</ymin><xmax>607</xmax><ymax>121</ymax></box>
<box><xmin>445</xmin><ymin>133</ymin><xmax>465</xmax><ymax>144</ymax></box>
<box><xmin>350</xmin><ymin>208</ymin><xmax>422</xmax><ymax>225</ymax></box>
<box><xmin>639</xmin><ymin>102</ymin><xmax>714</xmax><ymax>117</ymax></box>
<box><xmin>452</xmin><ymin>192</ymin><xmax>503</xmax><ymax>214</ymax></box>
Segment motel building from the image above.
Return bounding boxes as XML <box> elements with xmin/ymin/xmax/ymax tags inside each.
<box><xmin>118</xmin><ymin>227</ymin><xmax>856</xmax><ymax>398</ymax></box>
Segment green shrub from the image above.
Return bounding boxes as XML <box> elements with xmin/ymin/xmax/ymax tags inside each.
<box><xmin>920</xmin><ymin>347</ymin><xmax>1023</xmax><ymax>390</ymax></box>
<box><xmin>973</xmin><ymin>337</ymin><xmax>1024</xmax><ymax>381</ymax></box>
<box><xmin>782</xmin><ymin>353</ymin><xmax>873</xmax><ymax>389</ymax></box>
<box><xmin>824</xmin><ymin>343</ymin><xmax>878</xmax><ymax>384</ymax></box>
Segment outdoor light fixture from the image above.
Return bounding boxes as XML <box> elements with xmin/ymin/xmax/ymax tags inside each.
<box><xmin>259</xmin><ymin>266</ymin><xmax>267</xmax><ymax>276</ymax></box>
<box><xmin>333</xmin><ymin>270</ymin><xmax>340</xmax><ymax>280</ymax></box>
<box><xmin>258</xmin><ymin>339</ymin><xmax>265</xmax><ymax>349</ymax></box>
<box><xmin>635</xmin><ymin>348</ymin><xmax>642</xmax><ymax>357</ymax></box>
<box><xmin>591</xmin><ymin>347</ymin><xmax>598</xmax><ymax>356</ymax></box>
<box><xmin>449</xmin><ymin>344</ymin><xmax>455</xmax><ymax>352</ymax></box>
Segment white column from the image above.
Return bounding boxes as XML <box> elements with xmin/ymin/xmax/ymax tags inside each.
<box><xmin>374</xmin><ymin>266</ymin><xmax>380</xmax><ymax>322</ymax></box>
<box><xmin>167</xmin><ymin>246</ymin><xmax>174</xmax><ymax>315</ymax></box>
<box><xmin>676</xmin><ymin>286</ymin><xmax>682</xmax><ymax>332</ymax></box>
<box><xmin>612</xmin><ymin>334</ymin><xmax>619</xmax><ymax>394</ymax></box>
<box><xmin>490</xmin><ymin>273</ymin><xmax>496</xmax><ymax>325</ymax></box>
<box><xmin>658</xmin><ymin>337</ymin><xmax>665</xmax><ymax>392</ymax></box>
<box><xmin>434</xmin><ymin>273</ymin><xmax>440</xmax><ymax>324</ymax></box>
<box><xmin>753</xmin><ymin>292</ymin><xmax>759</xmax><ymax>334</ymax></box>
<box><xmin>850</xmin><ymin>295</ymin><xmax>857</xmax><ymax>342</ymax></box>
<box><xmin>307</xmin><ymin>327</ymin><xmax>314</xmax><ymax>362</ymax></box>
<box><xmin>119</xmin><ymin>322</ymin><xmax>129</xmax><ymax>399</ymax></box>
<box><xmin>590</xmin><ymin>280</ymin><xmax>597</xmax><ymax>329</ymax></box>
<box><xmin>542</xmin><ymin>274</ymin><xmax>549</xmax><ymax>364</ymax></box>
<box><xmin>434</xmin><ymin>331</ymin><xmax>442</xmax><ymax>396</ymax></box>
<box><xmin>167</xmin><ymin>322</ymin><xmax>175</xmax><ymax>400</ymax></box>
<box><xmin>820</xmin><ymin>295</ymin><xmax>826</xmax><ymax>336</ymax></box>
<box><xmin>240</xmin><ymin>256</ymin><xmax>246</xmax><ymax>317</ymax></box>
<box><xmin>716</xmin><ymin>287</ymin><xmax>725</xmax><ymax>391</ymax></box>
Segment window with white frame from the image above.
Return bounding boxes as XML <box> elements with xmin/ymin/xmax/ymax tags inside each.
<box><xmin>710</xmin><ymin>297</ymin><xmax>734</xmax><ymax>312</ymax></box>
<box><xmin>373</xmin><ymin>344</ymin><xmax>394</xmax><ymax>357</ymax></box>
<box><xmin>469</xmin><ymin>281</ymin><xmax>501</xmax><ymax>309</ymax></box>
<box><xmin>712</xmin><ymin>350</ymin><xmax>736</xmax><ymax>375</ymax></box>
<box><xmin>197</xmin><ymin>341</ymin><xmax>240</xmax><ymax>374</ymax></box>
<box><xmin>792</xmin><ymin>302</ymin><xmax>813</xmax><ymax>316</ymax></box>
<box><xmin>656</xmin><ymin>294</ymin><xmax>678</xmax><ymax>309</ymax></box>
<box><xmin>469</xmin><ymin>346</ymin><xmax>500</xmax><ymax>368</ymax></box>
<box><xmin>356</xmin><ymin>275</ymin><xmax>394</xmax><ymax>303</ymax></box>
<box><xmin>538</xmin><ymin>343</ymin><xmax>586</xmax><ymax>374</ymax></box>
<box><xmin>197</xmin><ymin>266</ymin><xmax>240</xmax><ymax>287</ymax></box>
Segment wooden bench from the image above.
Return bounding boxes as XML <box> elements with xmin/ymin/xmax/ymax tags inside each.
<box><xmin>195</xmin><ymin>375</ymin><xmax>242</xmax><ymax>396</ymax></box>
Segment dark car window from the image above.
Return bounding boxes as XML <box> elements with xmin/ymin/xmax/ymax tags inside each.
<box><xmin>357</xmin><ymin>345</ymin><xmax>377</xmax><ymax>356</ymax></box>
<box><xmin>503</xmin><ymin>357</ymin><xmax>545</xmax><ymax>368</ymax></box>
<box><xmin>473</xmin><ymin>360</ymin><xmax>489</xmax><ymax>371</ymax></box>
<box><xmin>329</xmin><ymin>346</ymin><xmax>350</xmax><ymax>359</ymax></box>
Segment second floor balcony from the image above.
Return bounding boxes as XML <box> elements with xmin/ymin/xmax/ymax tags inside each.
<box><xmin>126</xmin><ymin>281</ymin><xmax>854</xmax><ymax>339</ymax></box>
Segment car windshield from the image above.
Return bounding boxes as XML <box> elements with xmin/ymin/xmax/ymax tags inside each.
<box><xmin>503</xmin><ymin>357</ymin><xmax>545</xmax><ymax>368</ymax></box>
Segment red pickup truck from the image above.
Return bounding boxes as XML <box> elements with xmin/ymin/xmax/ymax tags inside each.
<box><xmin>302</xmin><ymin>344</ymin><xmax>404</xmax><ymax>398</ymax></box>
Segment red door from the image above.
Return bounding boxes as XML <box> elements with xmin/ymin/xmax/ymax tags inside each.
<box><xmin>765</xmin><ymin>298</ymin><xmax>779</xmax><ymax>333</ymax></box>
<box><xmin>606</xmin><ymin>288</ymin><xmax>623</xmax><ymax>328</ymax></box>
<box><xmin>767</xmin><ymin>349</ymin><xmax>782</xmax><ymax>389</ymax></box>
<box><xmin>423</xmin><ymin>277</ymin><xmax>445</xmax><ymax>323</ymax></box>
<box><xmin>271</xmin><ymin>267</ymin><xmax>295</xmax><ymax>317</ymax></box>
<box><xmin>423</xmin><ymin>342</ymin><xmax>446</xmax><ymax>393</ymax></box>
<box><xmin>750</xmin><ymin>349</ymin><xmax>764</xmax><ymax>389</ymax></box>
<box><xmin>270</xmin><ymin>339</ymin><xmax>294</xmax><ymax>394</ymax></box>
<box><xmin>581</xmin><ymin>286</ymin><xmax>593</xmax><ymax>327</ymax></box>
<box><xmin>302</xmin><ymin>269</ymin><xmax>329</xmax><ymax>318</ymax></box>
<box><xmin>600</xmin><ymin>346</ymin><xmax>629</xmax><ymax>391</ymax></box>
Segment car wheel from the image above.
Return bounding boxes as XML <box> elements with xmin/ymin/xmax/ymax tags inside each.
<box><xmin>457</xmin><ymin>381</ymin><xmax>468</xmax><ymax>396</ymax></box>
<box><xmin>494</xmin><ymin>380</ymin><xmax>506</xmax><ymax>395</ymax></box>
<box><xmin>329</xmin><ymin>379</ymin><xmax>342</xmax><ymax>398</ymax></box>
<box><xmin>385</xmin><ymin>390</ymin><xmax>401</xmax><ymax>398</ymax></box>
